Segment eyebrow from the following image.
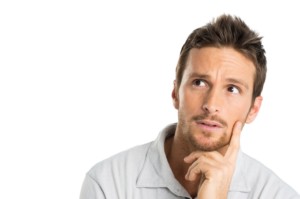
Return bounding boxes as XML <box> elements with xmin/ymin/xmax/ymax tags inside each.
<box><xmin>188</xmin><ymin>72</ymin><xmax>250</xmax><ymax>90</ymax></box>
<box><xmin>226</xmin><ymin>78</ymin><xmax>249</xmax><ymax>90</ymax></box>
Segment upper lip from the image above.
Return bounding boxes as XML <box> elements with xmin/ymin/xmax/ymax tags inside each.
<box><xmin>196</xmin><ymin>119</ymin><xmax>223</xmax><ymax>128</ymax></box>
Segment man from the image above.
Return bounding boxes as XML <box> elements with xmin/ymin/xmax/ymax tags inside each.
<box><xmin>80</xmin><ymin>15</ymin><xmax>300</xmax><ymax>198</ymax></box>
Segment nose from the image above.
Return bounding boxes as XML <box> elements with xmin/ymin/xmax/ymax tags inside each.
<box><xmin>202</xmin><ymin>89</ymin><xmax>221</xmax><ymax>114</ymax></box>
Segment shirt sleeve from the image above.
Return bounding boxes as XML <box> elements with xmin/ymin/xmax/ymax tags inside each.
<box><xmin>80</xmin><ymin>174</ymin><xmax>106</xmax><ymax>199</ymax></box>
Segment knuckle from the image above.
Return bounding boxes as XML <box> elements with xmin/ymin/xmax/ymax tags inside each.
<box><xmin>198</xmin><ymin>155</ymin><xmax>206</xmax><ymax>162</ymax></box>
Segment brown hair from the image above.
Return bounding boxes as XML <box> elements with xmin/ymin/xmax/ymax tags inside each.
<box><xmin>176</xmin><ymin>14</ymin><xmax>267</xmax><ymax>100</ymax></box>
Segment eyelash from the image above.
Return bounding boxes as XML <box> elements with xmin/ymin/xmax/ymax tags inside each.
<box><xmin>227</xmin><ymin>85</ymin><xmax>241</xmax><ymax>94</ymax></box>
<box><xmin>192</xmin><ymin>79</ymin><xmax>206</xmax><ymax>87</ymax></box>
<box><xmin>192</xmin><ymin>79</ymin><xmax>241</xmax><ymax>94</ymax></box>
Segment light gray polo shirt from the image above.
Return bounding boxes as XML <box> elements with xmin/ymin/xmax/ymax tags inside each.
<box><xmin>80</xmin><ymin>124</ymin><xmax>300</xmax><ymax>199</ymax></box>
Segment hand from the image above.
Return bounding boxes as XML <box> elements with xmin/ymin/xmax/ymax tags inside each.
<box><xmin>184</xmin><ymin>121</ymin><xmax>242</xmax><ymax>199</ymax></box>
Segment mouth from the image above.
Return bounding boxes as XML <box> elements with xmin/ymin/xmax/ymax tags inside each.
<box><xmin>195</xmin><ymin>119</ymin><xmax>223</xmax><ymax>129</ymax></box>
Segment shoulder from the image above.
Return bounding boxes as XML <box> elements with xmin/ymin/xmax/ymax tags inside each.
<box><xmin>240</xmin><ymin>152</ymin><xmax>299</xmax><ymax>198</ymax></box>
<box><xmin>80</xmin><ymin>142</ymin><xmax>154</xmax><ymax>198</ymax></box>
<box><xmin>241</xmin><ymin>152</ymin><xmax>277</xmax><ymax>180</ymax></box>
<box><xmin>86</xmin><ymin>142</ymin><xmax>152</xmax><ymax>184</ymax></box>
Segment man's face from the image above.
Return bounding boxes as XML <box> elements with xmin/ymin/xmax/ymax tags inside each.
<box><xmin>173</xmin><ymin>47</ymin><xmax>262</xmax><ymax>153</ymax></box>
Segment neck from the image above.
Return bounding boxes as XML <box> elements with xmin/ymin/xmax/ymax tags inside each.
<box><xmin>164</xmin><ymin>130</ymin><xmax>200</xmax><ymax>197</ymax></box>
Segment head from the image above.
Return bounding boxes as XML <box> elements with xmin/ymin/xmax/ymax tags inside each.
<box><xmin>172</xmin><ymin>14</ymin><xmax>267</xmax><ymax>153</ymax></box>
<box><xmin>176</xmin><ymin>14</ymin><xmax>266</xmax><ymax>102</ymax></box>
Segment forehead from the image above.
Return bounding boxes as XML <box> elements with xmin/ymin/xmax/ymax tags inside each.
<box><xmin>184</xmin><ymin>47</ymin><xmax>256</xmax><ymax>84</ymax></box>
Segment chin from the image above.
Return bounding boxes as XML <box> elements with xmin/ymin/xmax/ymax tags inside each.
<box><xmin>189</xmin><ymin>133</ymin><xmax>228</xmax><ymax>152</ymax></box>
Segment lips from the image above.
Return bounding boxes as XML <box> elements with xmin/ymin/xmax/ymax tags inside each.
<box><xmin>195</xmin><ymin>119</ymin><xmax>223</xmax><ymax>128</ymax></box>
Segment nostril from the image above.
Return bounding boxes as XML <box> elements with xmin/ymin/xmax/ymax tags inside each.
<box><xmin>202</xmin><ymin>103</ymin><xmax>219</xmax><ymax>113</ymax></box>
<box><xmin>202</xmin><ymin>104</ymin><xmax>210</xmax><ymax>112</ymax></box>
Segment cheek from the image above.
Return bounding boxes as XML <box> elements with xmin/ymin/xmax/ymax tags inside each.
<box><xmin>227</xmin><ymin>103</ymin><xmax>252</xmax><ymax>126</ymax></box>
<box><xmin>180</xmin><ymin>89</ymin><xmax>203</xmax><ymax>113</ymax></box>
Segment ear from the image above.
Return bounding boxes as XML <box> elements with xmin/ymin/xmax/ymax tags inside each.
<box><xmin>245</xmin><ymin>96</ymin><xmax>263</xmax><ymax>123</ymax></box>
<box><xmin>172</xmin><ymin>80</ymin><xmax>179</xmax><ymax>109</ymax></box>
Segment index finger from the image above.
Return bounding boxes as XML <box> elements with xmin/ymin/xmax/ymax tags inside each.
<box><xmin>224</xmin><ymin>121</ymin><xmax>242</xmax><ymax>161</ymax></box>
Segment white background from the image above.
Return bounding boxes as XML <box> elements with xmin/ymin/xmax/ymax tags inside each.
<box><xmin>1</xmin><ymin>1</ymin><xmax>300</xmax><ymax>198</ymax></box>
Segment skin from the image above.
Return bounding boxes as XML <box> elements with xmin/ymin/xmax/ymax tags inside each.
<box><xmin>165</xmin><ymin>47</ymin><xmax>262</xmax><ymax>198</ymax></box>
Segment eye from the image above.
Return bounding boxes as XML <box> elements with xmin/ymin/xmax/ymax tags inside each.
<box><xmin>227</xmin><ymin>86</ymin><xmax>240</xmax><ymax>94</ymax></box>
<box><xmin>193</xmin><ymin>79</ymin><xmax>206</xmax><ymax>87</ymax></box>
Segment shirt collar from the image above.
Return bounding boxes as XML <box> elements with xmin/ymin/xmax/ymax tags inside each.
<box><xmin>136</xmin><ymin>124</ymin><xmax>250</xmax><ymax>195</ymax></box>
<box><xmin>137</xmin><ymin>124</ymin><xmax>190</xmax><ymax>197</ymax></box>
